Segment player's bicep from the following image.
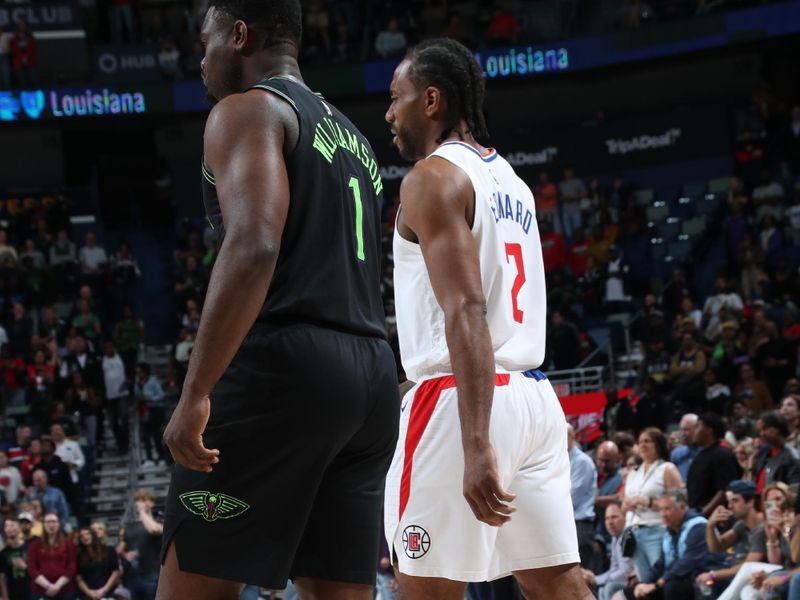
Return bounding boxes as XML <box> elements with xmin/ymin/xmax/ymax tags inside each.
<box><xmin>401</xmin><ymin>164</ymin><xmax>485</xmax><ymax>315</ymax></box>
<box><xmin>204</xmin><ymin>94</ymin><xmax>291</xmax><ymax>247</ymax></box>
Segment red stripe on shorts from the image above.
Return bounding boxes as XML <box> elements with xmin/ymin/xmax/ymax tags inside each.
<box><xmin>398</xmin><ymin>373</ymin><xmax>511</xmax><ymax>520</ymax></box>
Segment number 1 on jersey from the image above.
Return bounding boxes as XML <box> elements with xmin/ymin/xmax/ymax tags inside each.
<box><xmin>504</xmin><ymin>242</ymin><xmax>526</xmax><ymax>323</ymax></box>
<box><xmin>348</xmin><ymin>176</ymin><xmax>366</xmax><ymax>262</ymax></box>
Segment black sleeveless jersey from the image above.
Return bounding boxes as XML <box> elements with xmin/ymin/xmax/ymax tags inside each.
<box><xmin>201</xmin><ymin>76</ymin><xmax>387</xmax><ymax>339</ymax></box>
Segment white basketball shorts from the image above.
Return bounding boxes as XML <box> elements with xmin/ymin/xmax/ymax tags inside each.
<box><xmin>384</xmin><ymin>369</ymin><xmax>580</xmax><ymax>582</ymax></box>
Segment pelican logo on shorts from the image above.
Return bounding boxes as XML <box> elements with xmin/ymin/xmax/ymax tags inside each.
<box><xmin>180</xmin><ymin>491</ymin><xmax>249</xmax><ymax>522</ymax></box>
<box><xmin>402</xmin><ymin>525</ymin><xmax>431</xmax><ymax>559</ymax></box>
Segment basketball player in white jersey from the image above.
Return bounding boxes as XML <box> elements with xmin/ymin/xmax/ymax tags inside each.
<box><xmin>383</xmin><ymin>39</ymin><xmax>593</xmax><ymax>599</ymax></box>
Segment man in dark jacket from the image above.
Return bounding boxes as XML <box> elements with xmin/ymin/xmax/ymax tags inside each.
<box><xmin>752</xmin><ymin>411</ymin><xmax>800</xmax><ymax>493</ymax></box>
<box><xmin>619</xmin><ymin>488</ymin><xmax>725</xmax><ymax>599</ymax></box>
<box><xmin>687</xmin><ymin>413</ymin><xmax>741</xmax><ymax>516</ymax></box>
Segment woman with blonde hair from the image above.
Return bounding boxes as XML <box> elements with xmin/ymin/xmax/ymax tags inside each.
<box><xmin>27</xmin><ymin>511</ymin><xmax>76</xmax><ymax>599</ymax></box>
<box><xmin>780</xmin><ymin>394</ymin><xmax>800</xmax><ymax>452</ymax></box>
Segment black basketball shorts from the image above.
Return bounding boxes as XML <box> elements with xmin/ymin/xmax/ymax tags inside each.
<box><xmin>161</xmin><ymin>323</ymin><xmax>400</xmax><ymax>588</ymax></box>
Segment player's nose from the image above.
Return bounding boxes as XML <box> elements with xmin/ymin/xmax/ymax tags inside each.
<box><xmin>385</xmin><ymin>107</ymin><xmax>394</xmax><ymax>124</ymax></box>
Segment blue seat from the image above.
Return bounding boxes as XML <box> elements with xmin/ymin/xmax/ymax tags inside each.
<box><xmin>668</xmin><ymin>237</ymin><xmax>692</xmax><ymax>261</ymax></box>
<box><xmin>681</xmin><ymin>216</ymin><xmax>707</xmax><ymax>237</ymax></box>
<box><xmin>671</xmin><ymin>195</ymin><xmax>697</xmax><ymax>219</ymax></box>
<box><xmin>682</xmin><ymin>181</ymin><xmax>707</xmax><ymax>197</ymax></box>
<box><xmin>646</xmin><ymin>202</ymin><xmax>669</xmax><ymax>222</ymax></box>
<box><xmin>697</xmin><ymin>193</ymin><xmax>721</xmax><ymax>215</ymax></box>
<box><xmin>657</xmin><ymin>217</ymin><xmax>681</xmax><ymax>240</ymax></box>
<box><xmin>651</xmin><ymin>238</ymin><xmax>666</xmax><ymax>260</ymax></box>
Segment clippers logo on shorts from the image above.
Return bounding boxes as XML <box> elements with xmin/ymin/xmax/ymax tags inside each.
<box><xmin>402</xmin><ymin>525</ymin><xmax>431</xmax><ymax>559</ymax></box>
<box><xmin>180</xmin><ymin>491</ymin><xmax>250</xmax><ymax>522</ymax></box>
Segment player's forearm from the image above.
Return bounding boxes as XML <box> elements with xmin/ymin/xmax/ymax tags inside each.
<box><xmin>445</xmin><ymin>301</ymin><xmax>495</xmax><ymax>450</ymax></box>
<box><xmin>183</xmin><ymin>238</ymin><xmax>278</xmax><ymax>399</ymax></box>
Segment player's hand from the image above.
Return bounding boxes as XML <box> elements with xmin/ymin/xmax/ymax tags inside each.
<box><xmin>163</xmin><ymin>394</ymin><xmax>219</xmax><ymax>472</ymax></box>
<box><xmin>462</xmin><ymin>444</ymin><xmax>516</xmax><ymax>527</ymax></box>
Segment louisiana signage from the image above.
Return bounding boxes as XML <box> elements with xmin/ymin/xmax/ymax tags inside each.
<box><xmin>94</xmin><ymin>44</ymin><xmax>160</xmax><ymax>82</ymax></box>
<box><xmin>0</xmin><ymin>85</ymin><xmax>171</xmax><ymax>121</ymax></box>
<box><xmin>0</xmin><ymin>2</ymin><xmax>80</xmax><ymax>31</ymax></box>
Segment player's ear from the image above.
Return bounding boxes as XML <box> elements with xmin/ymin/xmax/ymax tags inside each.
<box><xmin>232</xmin><ymin>19</ymin><xmax>248</xmax><ymax>51</ymax></box>
<box><xmin>423</xmin><ymin>86</ymin><xmax>442</xmax><ymax>118</ymax></box>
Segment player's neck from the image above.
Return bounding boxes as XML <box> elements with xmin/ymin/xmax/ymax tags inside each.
<box><xmin>437</xmin><ymin>127</ymin><xmax>484</xmax><ymax>155</ymax></box>
<box><xmin>243</xmin><ymin>52</ymin><xmax>304</xmax><ymax>89</ymax></box>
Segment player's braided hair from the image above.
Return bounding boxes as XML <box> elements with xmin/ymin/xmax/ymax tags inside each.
<box><xmin>209</xmin><ymin>0</ymin><xmax>302</xmax><ymax>48</ymax></box>
<box><xmin>406</xmin><ymin>38</ymin><xmax>489</xmax><ymax>143</ymax></box>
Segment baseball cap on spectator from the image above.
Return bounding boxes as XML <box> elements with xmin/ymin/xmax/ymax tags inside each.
<box><xmin>17</xmin><ymin>512</ymin><xmax>33</xmax><ymax>522</ymax></box>
<box><xmin>728</xmin><ymin>480</ymin><xmax>758</xmax><ymax>498</ymax></box>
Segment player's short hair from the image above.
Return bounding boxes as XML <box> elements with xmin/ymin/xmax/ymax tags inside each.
<box><xmin>209</xmin><ymin>0</ymin><xmax>302</xmax><ymax>48</ymax></box>
<box><xmin>405</xmin><ymin>38</ymin><xmax>489</xmax><ymax>143</ymax></box>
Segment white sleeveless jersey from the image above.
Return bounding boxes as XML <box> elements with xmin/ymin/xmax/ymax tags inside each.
<box><xmin>393</xmin><ymin>141</ymin><xmax>547</xmax><ymax>382</ymax></box>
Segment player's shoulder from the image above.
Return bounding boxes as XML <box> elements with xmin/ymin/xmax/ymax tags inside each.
<box><xmin>205</xmin><ymin>88</ymin><xmax>294</xmax><ymax>137</ymax></box>
<box><xmin>402</xmin><ymin>154</ymin><xmax>471</xmax><ymax>200</ymax></box>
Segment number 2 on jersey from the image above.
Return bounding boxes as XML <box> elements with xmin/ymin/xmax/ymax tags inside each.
<box><xmin>504</xmin><ymin>243</ymin><xmax>526</xmax><ymax>323</ymax></box>
<box><xmin>348</xmin><ymin>176</ymin><xmax>366</xmax><ymax>262</ymax></box>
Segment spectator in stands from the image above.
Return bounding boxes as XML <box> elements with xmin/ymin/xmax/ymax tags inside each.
<box><xmin>687</xmin><ymin>413</ymin><xmax>741</xmax><ymax>516</ymax></box>
<box><xmin>780</xmin><ymin>394</ymin><xmax>800</xmax><ymax>452</ymax></box>
<box><xmin>118</xmin><ymin>490</ymin><xmax>162</xmax><ymax>600</ymax></box>
<box><xmin>374</xmin><ymin>17</ymin><xmax>407</xmax><ymax>58</ymax></box>
<box><xmin>109</xmin><ymin>0</ymin><xmax>136</xmax><ymax>42</ymax></box>
<box><xmin>669</xmin><ymin>333</ymin><xmax>707</xmax><ymax>414</ymax></box>
<box><xmin>71</xmin><ymin>300</ymin><xmax>102</xmax><ymax>345</ymax></box>
<box><xmin>700</xmin><ymin>479</ymin><xmax>765</xmax><ymax>595</ymax></box>
<box><xmin>485</xmin><ymin>5</ymin><xmax>520</xmax><ymax>46</ymax></box>
<box><xmin>24</xmin><ymin>470</ymin><xmax>69</xmax><ymax>527</ymax></box>
<box><xmin>547</xmin><ymin>311</ymin><xmax>582</xmax><ymax>370</ymax></box>
<box><xmin>669</xmin><ymin>414</ymin><xmax>699</xmax><ymax>482</ymax></box>
<box><xmin>614</xmin><ymin>488</ymin><xmax>724</xmax><ymax>600</ymax></box>
<box><xmin>75</xmin><ymin>526</ymin><xmax>120</xmax><ymax>600</ymax></box>
<box><xmin>157</xmin><ymin>39</ymin><xmax>182</xmax><ymax>79</ymax></box>
<box><xmin>8</xmin><ymin>302</ymin><xmax>33</xmax><ymax>361</ymax></box>
<box><xmin>569</xmin><ymin>228</ymin><xmax>591</xmax><ymax>279</ymax></box>
<box><xmin>604</xmin><ymin>246</ymin><xmax>629</xmax><ymax>309</ymax></box>
<box><xmin>704</xmin><ymin>368</ymin><xmax>731</xmax><ymax>416</ymax></box>
<box><xmin>755</xmin><ymin>323</ymin><xmax>796</xmax><ymax>404</ymax></box>
<box><xmin>0</xmin><ymin>516</ymin><xmax>31</xmax><ymax>600</ymax></box>
<box><xmin>441</xmin><ymin>10</ymin><xmax>471</xmax><ymax>46</ymax></box>
<box><xmin>102</xmin><ymin>340</ymin><xmax>129</xmax><ymax>455</ymax></box>
<box><xmin>20</xmin><ymin>439</ymin><xmax>41</xmax><ymax>484</ymax></box>
<box><xmin>27</xmin><ymin>511</ymin><xmax>76</xmax><ymax>599</ymax></box>
<box><xmin>78</xmin><ymin>232</ymin><xmax>108</xmax><ymax>286</ymax></box>
<box><xmin>0</xmin><ymin>24</ymin><xmax>11</xmax><ymax>89</ymax></box>
<box><xmin>111</xmin><ymin>242</ymin><xmax>142</xmax><ymax>319</ymax></box>
<box><xmin>114</xmin><ymin>305</ymin><xmax>144</xmax><ymax>379</ymax></box>
<box><xmin>49</xmin><ymin>230</ymin><xmax>76</xmax><ymax>279</ymax></box>
<box><xmin>35</xmin><ymin>439</ymin><xmax>74</xmax><ymax>513</ymax></box>
<box><xmin>50</xmin><ymin>424</ymin><xmax>84</xmax><ymax>490</ymax></box>
<box><xmin>559</xmin><ymin>166</ymin><xmax>588</xmax><ymax>242</ymax></box>
<box><xmin>9</xmin><ymin>19</ymin><xmax>35</xmax><ymax>88</ymax></box>
<box><xmin>0</xmin><ymin>229</ymin><xmax>18</xmax><ymax>266</ymax></box>
<box><xmin>20</xmin><ymin>239</ymin><xmax>46</xmax><ymax>270</ymax></box>
<box><xmin>302</xmin><ymin>1</ymin><xmax>331</xmax><ymax>60</ymax></box>
<box><xmin>0</xmin><ymin>449</ymin><xmax>24</xmax><ymax>506</ymax></box>
<box><xmin>752</xmin><ymin>411</ymin><xmax>800</xmax><ymax>493</ymax></box>
<box><xmin>568</xmin><ymin>424</ymin><xmax>598</xmax><ymax>568</ymax></box>
<box><xmin>595</xmin><ymin>440</ymin><xmax>624</xmax><ymax>564</ymax></box>
<box><xmin>64</xmin><ymin>372</ymin><xmax>102</xmax><ymax>451</ymax></box>
<box><xmin>583</xmin><ymin>502</ymin><xmax>632</xmax><ymax>600</ymax></box>
<box><xmin>622</xmin><ymin>428</ymin><xmax>683</xmax><ymax>582</ymax></box>
<box><xmin>134</xmin><ymin>363</ymin><xmax>165</xmax><ymax>467</ymax></box>
<box><xmin>7</xmin><ymin>424</ymin><xmax>32</xmax><ymax>470</ymax></box>
<box><xmin>60</xmin><ymin>335</ymin><xmax>102</xmax><ymax>392</ymax></box>
<box><xmin>736</xmin><ymin>362</ymin><xmax>774</xmax><ymax>416</ymax></box>
<box><xmin>703</xmin><ymin>276</ymin><xmax>744</xmax><ymax>339</ymax></box>
<box><xmin>539</xmin><ymin>218</ymin><xmax>567</xmax><ymax>275</ymax></box>
<box><xmin>173</xmin><ymin>255</ymin><xmax>207</xmax><ymax>308</ymax></box>
<box><xmin>715</xmin><ymin>482</ymin><xmax>795</xmax><ymax>599</ymax></box>
<box><xmin>634</xmin><ymin>377</ymin><xmax>668</xmax><ymax>433</ymax></box>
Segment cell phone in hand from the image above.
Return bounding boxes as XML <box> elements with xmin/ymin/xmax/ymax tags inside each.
<box><xmin>766</xmin><ymin>500</ymin><xmax>781</xmax><ymax>525</ymax></box>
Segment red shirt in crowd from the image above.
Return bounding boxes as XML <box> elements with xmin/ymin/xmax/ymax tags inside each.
<box><xmin>756</xmin><ymin>446</ymin><xmax>780</xmax><ymax>494</ymax></box>
<box><xmin>487</xmin><ymin>12</ymin><xmax>520</xmax><ymax>42</ymax></box>
<box><xmin>10</xmin><ymin>32</ymin><xmax>35</xmax><ymax>71</ymax></box>
<box><xmin>27</xmin><ymin>538</ymin><xmax>76</xmax><ymax>595</ymax></box>
<box><xmin>541</xmin><ymin>231</ymin><xmax>567</xmax><ymax>273</ymax></box>
<box><xmin>569</xmin><ymin>239</ymin><xmax>591</xmax><ymax>277</ymax></box>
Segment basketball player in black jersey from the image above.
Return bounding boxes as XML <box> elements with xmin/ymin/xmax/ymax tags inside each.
<box><xmin>156</xmin><ymin>1</ymin><xmax>398</xmax><ymax>598</ymax></box>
